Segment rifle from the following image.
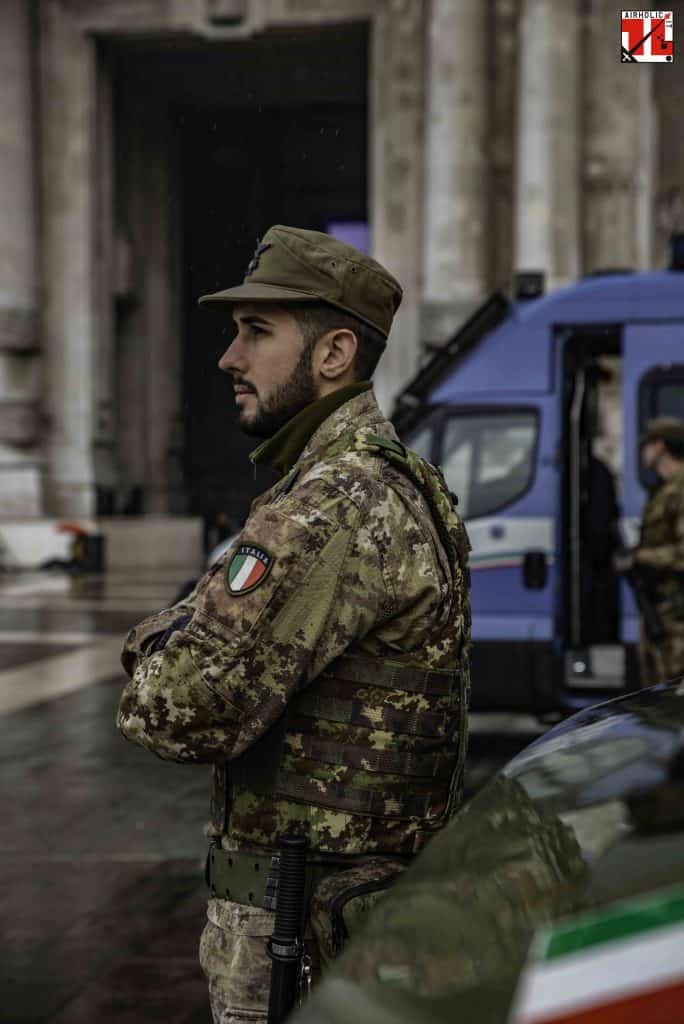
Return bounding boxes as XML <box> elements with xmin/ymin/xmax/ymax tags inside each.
<box><xmin>267</xmin><ymin>833</ymin><xmax>310</xmax><ymax>1024</ymax></box>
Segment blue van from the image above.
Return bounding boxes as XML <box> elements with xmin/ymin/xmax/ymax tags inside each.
<box><xmin>392</xmin><ymin>241</ymin><xmax>684</xmax><ymax>714</ymax></box>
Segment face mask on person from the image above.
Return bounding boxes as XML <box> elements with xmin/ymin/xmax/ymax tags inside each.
<box><xmin>642</xmin><ymin>453</ymin><xmax>663</xmax><ymax>492</ymax></box>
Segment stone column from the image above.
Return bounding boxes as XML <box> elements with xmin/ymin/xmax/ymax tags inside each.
<box><xmin>142</xmin><ymin>110</ymin><xmax>183</xmax><ymax>514</ymax></box>
<box><xmin>490</xmin><ymin>0</ymin><xmax>519</xmax><ymax>291</ymax></box>
<box><xmin>514</xmin><ymin>0</ymin><xmax>580</xmax><ymax>288</ymax></box>
<box><xmin>653</xmin><ymin>56</ymin><xmax>684</xmax><ymax>269</ymax></box>
<box><xmin>0</xmin><ymin>0</ymin><xmax>41</xmax><ymax>516</ymax></box>
<box><xmin>370</xmin><ymin>0</ymin><xmax>426</xmax><ymax>417</ymax></box>
<box><xmin>39</xmin><ymin>0</ymin><xmax>97</xmax><ymax>516</ymax></box>
<box><xmin>92</xmin><ymin>54</ymin><xmax>119</xmax><ymax>514</ymax></box>
<box><xmin>583</xmin><ymin>0</ymin><xmax>655</xmax><ymax>273</ymax></box>
<box><xmin>422</xmin><ymin>0</ymin><xmax>489</xmax><ymax>346</ymax></box>
<box><xmin>115</xmin><ymin>71</ymin><xmax>183</xmax><ymax>515</ymax></box>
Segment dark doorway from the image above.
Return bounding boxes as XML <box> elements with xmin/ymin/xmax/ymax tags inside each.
<box><xmin>111</xmin><ymin>25</ymin><xmax>367</xmax><ymax>535</ymax></box>
<box><xmin>179</xmin><ymin>28</ymin><xmax>368</xmax><ymax>535</ymax></box>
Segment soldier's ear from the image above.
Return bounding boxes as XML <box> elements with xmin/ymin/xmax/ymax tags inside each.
<box><xmin>315</xmin><ymin>328</ymin><xmax>358</xmax><ymax>381</ymax></box>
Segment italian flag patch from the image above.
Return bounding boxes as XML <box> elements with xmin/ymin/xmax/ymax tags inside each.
<box><xmin>226</xmin><ymin>544</ymin><xmax>273</xmax><ymax>595</ymax></box>
<box><xmin>510</xmin><ymin>884</ymin><xmax>684</xmax><ymax>1023</ymax></box>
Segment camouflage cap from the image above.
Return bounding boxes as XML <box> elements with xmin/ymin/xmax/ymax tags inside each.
<box><xmin>640</xmin><ymin>416</ymin><xmax>684</xmax><ymax>447</ymax></box>
<box><xmin>198</xmin><ymin>225</ymin><xmax>403</xmax><ymax>338</ymax></box>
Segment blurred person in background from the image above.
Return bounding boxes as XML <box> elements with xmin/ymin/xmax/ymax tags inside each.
<box><xmin>616</xmin><ymin>417</ymin><xmax>684</xmax><ymax>685</ymax></box>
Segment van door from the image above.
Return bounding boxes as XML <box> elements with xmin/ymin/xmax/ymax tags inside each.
<box><xmin>621</xmin><ymin>323</ymin><xmax>684</xmax><ymax>676</ymax></box>
<box><xmin>560</xmin><ymin>329</ymin><xmax>623</xmax><ymax>704</ymax></box>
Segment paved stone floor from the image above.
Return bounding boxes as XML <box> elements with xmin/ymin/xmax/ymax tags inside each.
<box><xmin>0</xmin><ymin>570</ymin><xmax>211</xmax><ymax>1023</ymax></box>
<box><xmin>0</xmin><ymin>569</ymin><xmax>543</xmax><ymax>1023</ymax></box>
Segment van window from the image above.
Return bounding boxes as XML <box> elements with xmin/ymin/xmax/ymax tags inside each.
<box><xmin>638</xmin><ymin>366</ymin><xmax>684</xmax><ymax>487</ymax></box>
<box><xmin>639</xmin><ymin>365</ymin><xmax>684</xmax><ymax>422</ymax></box>
<box><xmin>440</xmin><ymin>411</ymin><xmax>537</xmax><ymax>518</ymax></box>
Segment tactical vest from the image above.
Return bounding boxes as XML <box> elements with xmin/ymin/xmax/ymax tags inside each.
<box><xmin>210</xmin><ymin>431</ymin><xmax>471</xmax><ymax>857</ymax></box>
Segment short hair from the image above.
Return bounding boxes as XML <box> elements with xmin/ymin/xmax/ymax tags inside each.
<box><xmin>283</xmin><ymin>301</ymin><xmax>387</xmax><ymax>381</ymax></box>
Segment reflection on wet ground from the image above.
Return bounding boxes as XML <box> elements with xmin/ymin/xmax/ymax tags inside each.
<box><xmin>0</xmin><ymin>571</ymin><xmax>545</xmax><ymax>1023</ymax></box>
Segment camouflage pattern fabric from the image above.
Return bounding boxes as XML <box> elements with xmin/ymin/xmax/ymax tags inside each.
<box><xmin>635</xmin><ymin>466</ymin><xmax>684</xmax><ymax>684</ymax></box>
<box><xmin>118</xmin><ymin>390</ymin><xmax>470</xmax><ymax>856</ymax></box>
<box><xmin>199</xmin><ymin>898</ymin><xmax>322</xmax><ymax>1023</ymax></box>
<box><xmin>199</xmin><ymin>899</ymin><xmax>274</xmax><ymax>1023</ymax></box>
<box><xmin>117</xmin><ymin>389</ymin><xmax>470</xmax><ymax>1017</ymax></box>
<box><xmin>310</xmin><ymin>858</ymin><xmax>407</xmax><ymax>966</ymax></box>
<box><xmin>327</xmin><ymin>775</ymin><xmax>588</xmax><ymax>1000</ymax></box>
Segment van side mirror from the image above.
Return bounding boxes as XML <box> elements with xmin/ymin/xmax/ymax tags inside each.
<box><xmin>523</xmin><ymin>550</ymin><xmax>548</xmax><ymax>589</ymax></box>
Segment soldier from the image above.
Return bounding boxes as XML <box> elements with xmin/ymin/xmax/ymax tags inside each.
<box><xmin>617</xmin><ymin>417</ymin><xmax>684</xmax><ymax>686</ymax></box>
<box><xmin>116</xmin><ymin>226</ymin><xmax>471</xmax><ymax>1023</ymax></box>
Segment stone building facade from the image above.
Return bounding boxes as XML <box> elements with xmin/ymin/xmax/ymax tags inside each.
<box><xmin>0</xmin><ymin>0</ymin><xmax>682</xmax><ymax>525</ymax></box>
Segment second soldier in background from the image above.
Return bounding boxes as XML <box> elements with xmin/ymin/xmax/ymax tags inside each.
<box><xmin>634</xmin><ymin>417</ymin><xmax>684</xmax><ymax>685</ymax></box>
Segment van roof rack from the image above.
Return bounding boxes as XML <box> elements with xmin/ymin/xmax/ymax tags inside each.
<box><xmin>391</xmin><ymin>291</ymin><xmax>510</xmax><ymax>436</ymax></box>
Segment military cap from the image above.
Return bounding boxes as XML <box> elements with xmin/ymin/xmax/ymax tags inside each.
<box><xmin>198</xmin><ymin>225</ymin><xmax>403</xmax><ymax>338</ymax></box>
<box><xmin>640</xmin><ymin>416</ymin><xmax>684</xmax><ymax>447</ymax></box>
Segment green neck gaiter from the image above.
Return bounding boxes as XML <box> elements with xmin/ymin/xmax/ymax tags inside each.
<box><xmin>249</xmin><ymin>381</ymin><xmax>372</xmax><ymax>477</ymax></box>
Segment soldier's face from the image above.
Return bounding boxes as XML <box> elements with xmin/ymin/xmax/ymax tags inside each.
<box><xmin>218</xmin><ymin>303</ymin><xmax>318</xmax><ymax>438</ymax></box>
<box><xmin>641</xmin><ymin>440</ymin><xmax>663</xmax><ymax>472</ymax></box>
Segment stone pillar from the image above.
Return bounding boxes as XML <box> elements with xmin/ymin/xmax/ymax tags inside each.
<box><xmin>142</xmin><ymin>110</ymin><xmax>183</xmax><ymax>514</ymax></box>
<box><xmin>490</xmin><ymin>0</ymin><xmax>519</xmax><ymax>291</ymax></box>
<box><xmin>115</xmin><ymin>72</ymin><xmax>183</xmax><ymax>515</ymax></box>
<box><xmin>370</xmin><ymin>0</ymin><xmax>426</xmax><ymax>417</ymax></box>
<box><xmin>582</xmin><ymin>0</ymin><xmax>655</xmax><ymax>273</ymax></box>
<box><xmin>0</xmin><ymin>0</ymin><xmax>41</xmax><ymax>516</ymax></box>
<box><xmin>422</xmin><ymin>0</ymin><xmax>489</xmax><ymax>346</ymax></box>
<box><xmin>39</xmin><ymin>0</ymin><xmax>97</xmax><ymax>516</ymax></box>
<box><xmin>653</xmin><ymin>57</ymin><xmax>684</xmax><ymax>269</ymax></box>
<box><xmin>93</xmin><ymin>54</ymin><xmax>119</xmax><ymax>514</ymax></box>
<box><xmin>514</xmin><ymin>0</ymin><xmax>580</xmax><ymax>288</ymax></box>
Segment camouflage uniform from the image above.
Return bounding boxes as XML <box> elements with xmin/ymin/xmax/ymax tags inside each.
<box><xmin>635</xmin><ymin>465</ymin><xmax>684</xmax><ymax>685</ymax></box>
<box><xmin>117</xmin><ymin>227</ymin><xmax>471</xmax><ymax>1023</ymax></box>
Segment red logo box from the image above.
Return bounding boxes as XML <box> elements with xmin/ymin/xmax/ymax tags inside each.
<box><xmin>621</xmin><ymin>10</ymin><xmax>674</xmax><ymax>62</ymax></box>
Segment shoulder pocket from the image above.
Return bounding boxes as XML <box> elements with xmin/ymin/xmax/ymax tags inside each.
<box><xmin>190</xmin><ymin>504</ymin><xmax>320</xmax><ymax>645</ymax></box>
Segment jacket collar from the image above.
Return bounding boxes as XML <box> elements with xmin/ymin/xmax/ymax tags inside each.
<box><xmin>297</xmin><ymin>388</ymin><xmax>396</xmax><ymax>467</ymax></box>
<box><xmin>250</xmin><ymin>383</ymin><xmax>395</xmax><ymax>477</ymax></box>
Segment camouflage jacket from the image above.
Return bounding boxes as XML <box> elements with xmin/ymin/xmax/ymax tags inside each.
<box><xmin>117</xmin><ymin>390</ymin><xmax>471</xmax><ymax>856</ymax></box>
<box><xmin>635</xmin><ymin>465</ymin><xmax>684</xmax><ymax>610</ymax></box>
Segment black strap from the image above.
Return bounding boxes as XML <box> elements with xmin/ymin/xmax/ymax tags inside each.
<box><xmin>324</xmin><ymin>653</ymin><xmax>460</xmax><ymax>697</ymax></box>
<box><xmin>286</xmin><ymin>732</ymin><xmax>454</xmax><ymax>779</ymax></box>
<box><xmin>293</xmin><ymin>691</ymin><xmax>452</xmax><ymax>738</ymax></box>
<box><xmin>275</xmin><ymin>775</ymin><xmax>442</xmax><ymax>820</ymax></box>
<box><xmin>209</xmin><ymin>763</ymin><xmax>230</xmax><ymax>834</ymax></box>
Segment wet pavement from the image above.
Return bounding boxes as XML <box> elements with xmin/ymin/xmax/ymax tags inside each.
<box><xmin>0</xmin><ymin>570</ymin><xmax>544</xmax><ymax>1023</ymax></box>
<box><xmin>0</xmin><ymin>571</ymin><xmax>211</xmax><ymax>1023</ymax></box>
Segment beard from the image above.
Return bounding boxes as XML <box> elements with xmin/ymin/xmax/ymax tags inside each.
<box><xmin>236</xmin><ymin>342</ymin><xmax>319</xmax><ymax>439</ymax></box>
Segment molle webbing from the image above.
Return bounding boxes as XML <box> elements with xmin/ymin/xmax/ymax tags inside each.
<box><xmin>321</xmin><ymin>653</ymin><xmax>460</xmax><ymax>697</ymax></box>
<box><xmin>275</xmin><ymin>776</ymin><xmax>443</xmax><ymax>820</ymax></box>
<box><xmin>292</xmin><ymin>691</ymin><xmax>452</xmax><ymax>738</ymax></box>
<box><xmin>218</xmin><ymin>430</ymin><xmax>472</xmax><ymax>844</ymax></box>
<box><xmin>286</xmin><ymin>731</ymin><xmax>454</xmax><ymax>780</ymax></box>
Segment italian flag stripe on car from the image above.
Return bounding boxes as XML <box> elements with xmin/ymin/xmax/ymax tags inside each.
<box><xmin>510</xmin><ymin>885</ymin><xmax>684</xmax><ymax>1023</ymax></box>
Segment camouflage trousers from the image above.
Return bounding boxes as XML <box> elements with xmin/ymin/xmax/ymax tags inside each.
<box><xmin>199</xmin><ymin>898</ymin><xmax>320</xmax><ymax>1024</ymax></box>
<box><xmin>639</xmin><ymin>619</ymin><xmax>684</xmax><ymax>688</ymax></box>
<box><xmin>200</xmin><ymin>899</ymin><xmax>273</xmax><ymax>1023</ymax></box>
